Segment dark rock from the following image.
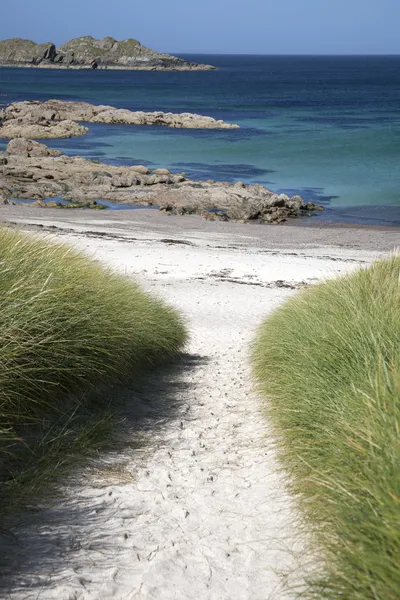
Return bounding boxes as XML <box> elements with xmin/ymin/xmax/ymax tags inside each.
<box><xmin>42</xmin><ymin>44</ymin><xmax>57</xmax><ymax>62</ymax></box>
<box><xmin>202</xmin><ymin>211</ymin><xmax>230</xmax><ymax>222</ymax></box>
<box><xmin>0</xmin><ymin>180</ymin><xmax>11</xmax><ymax>203</ymax></box>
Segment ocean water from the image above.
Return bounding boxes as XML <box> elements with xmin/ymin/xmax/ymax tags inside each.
<box><xmin>1</xmin><ymin>55</ymin><xmax>400</xmax><ymax>226</ymax></box>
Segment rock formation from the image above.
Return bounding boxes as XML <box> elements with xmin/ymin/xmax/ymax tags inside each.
<box><xmin>0</xmin><ymin>118</ymin><xmax>88</xmax><ymax>139</ymax></box>
<box><xmin>0</xmin><ymin>139</ymin><xmax>322</xmax><ymax>223</ymax></box>
<box><xmin>0</xmin><ymin>100</ymin><xmax>239</xmax><ymax>139</ymax></box>
<box><xmin>0</xmin><ymin>36</ymin><xmax>216</xmax><ymax>71</ymax></box>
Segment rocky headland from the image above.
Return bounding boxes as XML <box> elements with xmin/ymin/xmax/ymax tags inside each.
<box><xmin>0</xmin><ymin>100</ymin><xmax>239</xmax><ymax>138</ymax></box>
<box><xmin>0</xmin><ymin>138</ymin><xmax>321</xmax><ymax>223</ymax></box>
<box><xmin>0</xmin><ymin>36</ymin><xmax>216</xmax><ymax>71</ymax></box>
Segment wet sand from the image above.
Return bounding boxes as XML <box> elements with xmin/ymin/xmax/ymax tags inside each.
<box><xmin>0</xmin><ymin>205</ymin><xmax>399</xmax><ymax>252</ymax></box>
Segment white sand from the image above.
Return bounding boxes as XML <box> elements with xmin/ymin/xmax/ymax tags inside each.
<box><xmin>0</xmin><ymin>217</ymin><xmax>386</xmax><ymax>600</ymax></box>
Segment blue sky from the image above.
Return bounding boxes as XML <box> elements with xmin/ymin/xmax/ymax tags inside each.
<box><xmin>2</xmin><ymin>0</ymin><xmax>399</xmax><ymax>55</ymax></box>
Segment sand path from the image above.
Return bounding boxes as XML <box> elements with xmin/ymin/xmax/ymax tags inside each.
<box><xmin>0</xmin><ymin>215</ymin><xmax>387</xmax><ymax>599</ymax></box>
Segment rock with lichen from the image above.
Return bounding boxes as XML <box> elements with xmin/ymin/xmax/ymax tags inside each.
<box><xmin>0</xmin><ymin>36</ymin><xmax>216</xmax><ymax>71</ymax></box>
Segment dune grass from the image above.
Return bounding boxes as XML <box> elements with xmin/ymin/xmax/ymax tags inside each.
<box><xmin>252</xmin><ymin>257</ymin><xmax>400</xmax><ymax>599</ymax></box>
<box><xmin>0</xmin><ymin>227</ymin><xmax>187</xmax><ymax>512</ymax></box>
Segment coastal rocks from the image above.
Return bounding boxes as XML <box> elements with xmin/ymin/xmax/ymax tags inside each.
<box><xmin>0</xmin><ymin>117</ymin><xmax>89</xmax><ymax>139</ymax></box>
<box><xmin>131</xmin><ymin>165</ymin><xmax>150</xmax><ymax>175</ymax></box>
<box><xmin>111</xmin><ymin>173</ymin><xmax>142</xmax><ymax>187</ymax></box>
<box><xmin>0</xmin><ymin>36</ymin><xmax>216</xmax><ymax>71</ymax></box>
<box><xmin>154</xmin><ymin>184</ymin><xmax>312</xmax><ymax>223</ymax></box>
<box><xmin>0</xmin><ymin>101</ymin><xmax>239</xmax><ymax>134</ymax></box>
<box><xmin>0</xmin><ymin>181</ymin><xmax>11</xmax><ymax>204</ymax></box>
<box><xmin>0</xmin><ymin>39</ymin><xmax>56</xmax><ymax>66</ymax></box>
<box><xmin>90</xmin><ymin>109</ymin><xmax>238</xmax><ymax>129</ymax></box>
<box><xmin>6</xmin><ymin>138</ymin><xmax>64</xmax><ymax>157</ymax></box>
<box><xmin>57</xmin><ymin>36</ymin><xmax>216</xmax><ymax>70</ymax></box>
<box><xmin>0</xmin><ymin>139</ymin><xmax>322</xmax><ymax>223</ymax></box>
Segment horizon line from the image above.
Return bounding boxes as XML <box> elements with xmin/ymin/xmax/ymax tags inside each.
<box><xmin>174</xmin><ymin>52</ymin><xmax>400</xmax><ymax>57</ymax></box>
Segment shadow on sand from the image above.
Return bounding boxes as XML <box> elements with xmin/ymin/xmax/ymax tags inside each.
<box><xmin>0</xmin><ymin>352</ymin><xmax>208</xmax><ymax>594</ymax></box>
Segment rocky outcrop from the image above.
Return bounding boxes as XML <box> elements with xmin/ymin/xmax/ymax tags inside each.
<box><xmin>0</xmin><ymin>100</ymin><xmax>239</xmax><ymax>139</ymax></box>
<box><xmin>0</xmin><ymin>39</ymin><xmax>56</xmax><ymax>66</ymax></box>
<box><xmin>0</xmin><ymin>36</ymin><xmax>216</xmax><ymax>71</ymax></box>
<box><xmin>0</xmin><ymin>118</ymin><xmax>88</xmax><ymax>139</ymax></box>
<box><xmin>0</xmin><ymin>139</ymin><xmax>322</xmax><ymax>223</ymax></box>
<box><xmin>5</xmin><ymin>138</ymin><xmax>63</xmax><ymax>157</ymax></box>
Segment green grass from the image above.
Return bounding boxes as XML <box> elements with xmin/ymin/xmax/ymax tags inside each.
<box><xmin>0</xmin><ymin>227</ymin><xmax>187</xmax><ymax>512</ymax></box>
<box><xmin>252</xmin><ymin>257</ymin><xmax>400</xmax><ymax>600</ymax></box>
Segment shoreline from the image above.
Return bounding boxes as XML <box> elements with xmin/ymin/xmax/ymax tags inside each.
<box><xmin>0</xmin><ymin>138</ymin><xmax>318</xmax><ymax>225</ymax></box>
<box><xmin>0</xmin><ymin>63</ymin><xmax>217</xmax><ymax>71</ymax></box>
<box><xmin>0</xmin><ymin>205</ymin><xmax>398</xmax><ymax>252</ymax></box>
<box><xmin>288</xmin><ymin>216</ymin><xmax>400</xmax><ymax>231</ymax></box>
<box><xmin>2</xmin><ymin>59</ymin><xmax>400</xmax><ymax>230</ymax></box>
<box><xmin>1</xmin><ymin>100</ymin><xmax>399</xmax><ymax>228</ymax></box>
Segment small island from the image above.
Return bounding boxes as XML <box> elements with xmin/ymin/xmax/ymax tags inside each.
<box><xmin>0</xmin><ymin>35</ymin><xmax>216</xmax><ymax>71</ymax></box>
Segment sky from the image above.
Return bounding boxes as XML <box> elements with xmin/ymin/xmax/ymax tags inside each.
<box><xmin>1</xmin><ymin>0</ymin><xmax>399</xmax><ymax>55</ymax></box>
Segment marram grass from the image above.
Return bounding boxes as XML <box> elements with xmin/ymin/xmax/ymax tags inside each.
<box><xmin>252</xmin><ymin>257</ymin><xmax>400</xmax><ymax>600</ymax></box>
<box><xmin>0</xmin><ymin>227</ymin><xmax>187</xmax><ymax>510</ymax></box>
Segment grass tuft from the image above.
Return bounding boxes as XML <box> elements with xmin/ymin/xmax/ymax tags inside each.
<box><xmin>252</xmin><ymin>256</ymin><xmax>400</xmax><ymax>599</ymax></box>
<box><xmin>0</xmin><ymin>227</ymin><xmax>187</xmax><ymax>513</ymax></box>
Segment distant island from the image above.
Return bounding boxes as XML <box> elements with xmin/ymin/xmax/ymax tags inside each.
<box><xmin>0</xmin><ymin>36</ymin><xmax>216</xmax><ymax>71</ymax></box>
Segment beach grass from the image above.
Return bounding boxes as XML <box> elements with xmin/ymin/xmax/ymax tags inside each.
<box><xmin>252</xmin><ymin>257</ymin><xmax>400</xmax><ymax>599</ymax></box>
<box><xmin>0</xmin><ymin>227</ymin><xmax>187</xmax><ymax>513</ymax></box>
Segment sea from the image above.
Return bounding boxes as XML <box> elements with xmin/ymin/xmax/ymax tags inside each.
<box><xmin>1</xmin><ymin>55</ymin><xmax>400</xmax><ymax>226</ymax></box>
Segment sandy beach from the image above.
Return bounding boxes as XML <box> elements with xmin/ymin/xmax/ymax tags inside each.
<box><xmin>0</xmin><ymin>208</ymin><xmax>398</xmax><ymax>600</ymax></box>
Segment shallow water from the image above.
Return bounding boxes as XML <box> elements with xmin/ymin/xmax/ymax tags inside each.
<box><xmin>1</xmin><ymin>55</ymin><xmax>400</xmax><ymax>225</ymax></box>
<box><xmin>10</xmin><ymin>197</ymin><xmax>160</xmax><ymax>211</ymax></box>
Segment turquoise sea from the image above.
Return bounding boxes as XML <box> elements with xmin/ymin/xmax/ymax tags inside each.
<box><xmin>1</xmin><ymin>55</ymin><xmax>400</xmax><ymax>226</ymax></box>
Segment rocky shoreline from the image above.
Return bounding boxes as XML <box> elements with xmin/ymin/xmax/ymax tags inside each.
<box><xmin>0</xmin><ymin>36</ymin><xmax>216</xmax><ymax>71</ymax></box>
<box><xmin>0</xmin><ymin>62</ymin><xmax>214</xmax><ymax>72</ymax></box>
<box><xmin>0</xmin><ymin>100</ymin><xmax>239</xmax><ymax>138</ymax></box>
<box><xmin>0</xmin><ymin>138</ymin><xmax>322</xmax><ymax>224</ymax></box>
